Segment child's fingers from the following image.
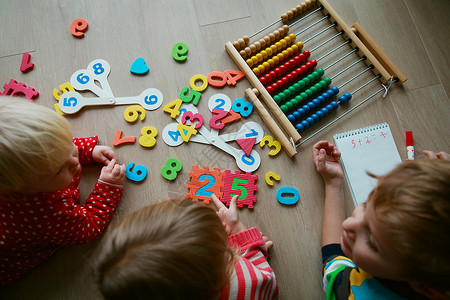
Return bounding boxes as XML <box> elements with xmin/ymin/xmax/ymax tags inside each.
<box><xmin>229</xmin><ymin>195</ymin><xmax>239</xmax><ymax>214</ymax></box>
<box><xmin>104</xmin><ymin>159</ymin><xmax>117</xmax><ymax>172</ymax></box>
<box><xmin>211</xmin><ymin>194</ymin><xmax>225</xmax><ymax>210</ymax></box>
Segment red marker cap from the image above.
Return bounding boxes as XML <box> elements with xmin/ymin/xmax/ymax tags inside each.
<box><xmin>406</xmin><ymin>131</ymin><xmax>414</xmax><ymax>146</ymax></box>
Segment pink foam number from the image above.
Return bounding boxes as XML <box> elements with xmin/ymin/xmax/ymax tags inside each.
<box><xmin>0</xmin><ymin>79</ymin><xmax>39</xmax><ymax>101</ymax></box>
<box><xmin>236</xmin><ymin>138</ymin><xmax>256</xmax><ymax>156</ymax></box>
<box><xmin>20</xmin><ymin>53</ymin><xmax>34</xmax><ymax>73</ymax></box>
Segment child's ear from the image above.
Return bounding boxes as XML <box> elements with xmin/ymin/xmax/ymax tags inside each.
<box><xmin>409</xmin><ymin>282</ymin><xmax>450</xmax><ymax>300</ymax></box>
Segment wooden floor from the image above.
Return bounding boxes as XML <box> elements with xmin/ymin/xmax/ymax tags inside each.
<box><xmin>1</xmin><ymin>0</ymin><xmax>449</xmax><ymax>299</ymax></box>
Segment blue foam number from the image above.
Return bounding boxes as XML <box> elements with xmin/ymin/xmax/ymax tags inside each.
<box><xmin>276</xmin><ymin>187</ymin><xmax>299</xmax><ymax>205</ymax></box>
<box><xmin>126</xmin><ymin>162</ymin><xmax>148</xmax><ymax>182</ymax></box>
<box><xmin>232</xmin><ymin>98</ymin><xmax>253</xmax><ymax>117</ymax></box>
<box><xmin>196</xmin><ymin>174</ymin><xmax>215</xmax><ymax>197</ymax></box>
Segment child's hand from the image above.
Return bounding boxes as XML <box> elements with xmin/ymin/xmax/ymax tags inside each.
<box><xmin>211</xmin><ymin>194</ymin><xmax>246</xmax><ymax>236</ymax></box>
<box><xmin>423</xmin><ymin>150</ymin><xmax>450</xmax><ymax>160</ymax></box>
<box><xmin>92</xmin><ymin>145</ymin><xmax>117</xmax><ymax>165</ymax></box>
<box><xmin>99</xmin><ymin>159</ymin><xmax>126</xmax><ymax>186</ymax></box>
<box><xmin>312</xmin><ymin>140</ymin><xmax>344</xmax><ymax>183</ymax></box>
<box><xmin>263</xmin><ymin>234</ymin><xmax>273</xmax><ymax>250</ymax></box>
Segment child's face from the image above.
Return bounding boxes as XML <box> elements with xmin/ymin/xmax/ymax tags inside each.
<box><xmin>33</xmin><ymin>143</ymin><xmax>80</xmax><ymax>192</ymax></box>
<box><xmin>340</xmin><ymin>195</ymin><xmax>405</xmax><ymax>281</ymax></box>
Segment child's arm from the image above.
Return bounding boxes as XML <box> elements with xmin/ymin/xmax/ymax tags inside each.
<box><xmin>312</xmin><ymin>141</ymin><xmax>345</xmax><ymax>246</ymax></box>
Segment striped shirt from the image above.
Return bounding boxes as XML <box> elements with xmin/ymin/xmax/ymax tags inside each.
<box><xmin>220</xmin><ymin>227</ymin><xmax>278</xmax><ymax>300</ymax></box>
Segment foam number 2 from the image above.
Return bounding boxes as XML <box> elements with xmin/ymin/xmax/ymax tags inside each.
<box><xmin>161</xmin><ymin>158</ymin><xmax>182</xmax><ymax>181</ymax></box>
<box><xmin>126</xmin><ymin>162</ymin><xmax>148</xmax><ymax>182</ymax></box>
<box><xmin>139</xmin><ymin>126</ymin><xmax>158</xmax><ymax>148</ymax></box>
<box><xmin>232</xmin><ymin>98</ymin><xmax>253</xmax><ymax>117</ymax></box>
<box><xmin>196</xmin><ymin>174</ymin><xmax>216</xmax><ymax>197</ymax></box>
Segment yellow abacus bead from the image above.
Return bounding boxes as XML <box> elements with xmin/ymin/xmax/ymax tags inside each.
<box><xmin>255</xmin><ymin>41</ymin><xmax>262</xmax><ymax>50</ymax></box>
<box><xmin>258</xmin><ymin>64</ymin><xmax>266</xmax><ymax>73</ymax></box>
<box><xmin>260</xmin><ymin>50</ymin><xmax>267</xmax><ymax>59</ymax></box>
<box><xmin>266</xmin><ymin>47</ymin><xmax>273</xmax><ymax>56</ymax></box>
<box><xmin>289</xmin><ymin>33</ymin><xmax>296</xmax><ymax>42</ymax></box>
<box><xmin>246</xmin><ymin>58</ymin><xmax>253</xmax><ymax>67</ymax></box>
<box><xmin>268</xmin><ymin>33</ymin><xmax>275</xmax><ymax>42</ymax></box>
<box><xmin>252</xmin><ymin>56</ymin><xmax>259</xmax><ymax>65</ymax></box>
<box><xmin>275</xmin><ymin>42</ymin><xmax>282</xmax><ymax>50</ymax></box>
<box><xmin>253</xmin><ymin>67</ymin><xmax>260</xmax><ymax>76</ymax></box>
<box><xmin>256</xmin><ymin>53</ymin><xmax>263</xmax><ymax>62</ymax></box>
<box><xmin>280</xmin><ymin>39</ymin><xmax>287</xmax><ymax>48</ymax></box>
<box><xmin>268</xmin><ymin>59</ymin><xmax>275</xmax><ymax>67</ymax></box>
<box><xmin>296</xmin><ymin>41</ymin><xmax>304</xmax><ymax>50</ymax></box>
<box><xmin>284</xmin><ymin>36</ymin><xmax>291</xmax><ymax>44</ymax></box>
<box><xmin>287</xmin><ymin>47</ymin><xmax>294</xmax><ymax>55</ymax></box>
<box><xmin>287</xmin><ymin>10</ymin><xmax>294</xmax><ymax>19</ymax></box>
<box><xmin>270</xmin><ymin>44</ymin><xmax>277</xmax><ymax>53</ymax></box>
<box><xmin>281</xmin><ymin>13</ymin><xmax>288</xmax><ymax>23</ymax></box>
<box><xmin>277</xmin><ymin>53</ymin><xmax>284</xmax><ymax>61</ymax></box>
<box><xmin>262</xmin><ymin>62</ymin><xmax>270</xmax><ymax>70</ymax></box>
<box><xmin>273</xmin><ymin>56</ymin><xmax>280</xmax><ymax>64</ymax></box>
<box><xmin>282</xmin><ymin>50</ymin><xmax>289</xmax><ymax>57</ymax></box>
<box><xmin>243</xmin><ymin>36</ymin><xmax>250</xmax><ymax>45</ymax></box>
<box><xmin>291</xmin><ymin>44</ymin><xmax>299</xmax><ymax>52</ymax></box>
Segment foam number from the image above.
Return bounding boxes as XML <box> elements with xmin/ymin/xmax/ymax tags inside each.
<box><xmin>196</xmin><ymin>174</ymin><xmax>216</xmax><ymax>197</ymax></box>
<box><xmin>180</xmin><ymin>87</ymin><xmax>201</xmax><ymax>106</ymax></box>
<box><xmin>182</xmin><ymin>111</ymin><xmax>203</xmax><ymax>129</ymax></box>
<box><xmin>232</xmin><ymin>98</ymin><xmax>253</xmax><ymax>117</ymax></box>
<box><xmin>224</xmin><ymin>70</ymin><xmax>245</xmax><ymax>86</ymax></box>
<box><xmin>177</xmin><ymin>123</ymin><xmax>197</xmax><ymax>142</ymax></box>
<box><xmin>209</xmin><ymin>109</ymin><xmax>228</xmax><ymax>130</ymax></box>
<box><xmin>207</xmin><ymin>71</ymin><xmax>227</xmax><ymax>88</ymax></box>
<box><xmin>126</xmin><ymin>162</ymin><xmax>148</xmax><ymax>182</ymax></box>
<box><xmin>190</xmin><ymin>74</ymin><xmax>208</xmax><ymax>92</ymax></box>
<box><xmin>139</xmin><ymin>126</ymin><xmax>158</xmax><ymax>148</ymax></box>
<box><xmin>124</xmin><ymin>105</ymin><xmax>146</xmax><ymax>123</ymax></box>
<box><xmin>221</xmin><ymin>110</ymin><xmax>241</xmax><ymax>125</ymax></box>
<box><xmin>53</xmin><ymin>82</ymin><xmax>75</xmax><ymax>101</ymax></box>
<box><xmin>265</xmin><ymin>171</ymin><xmax>281</xmax><ymax>186</ymax></box>
<box><xmin>70</xmin><ymin>18</ymin><xmax>88</xmax><ymax>37</ymax></box>
<box><xmin>276</xmin><ymin>187</ymin><xmax>299</xmax><ymax>205</ymax></box>
<box><xmin>163</xmin><ymin>99</ymin><xmax>182</xmax><ymax>119</ymax></box>
<box><xmin>260</xmin><ymin>135</ymin><xmax>282</xmax><ymax>156</ymax></box>
<box><xmin>161</xmin><ymin>158</ymin><xmax>182</xmax><ymax>181</ymax></box>
<box><xmin>113</xmin><ymin>130</ymin><xmax>136</xmax><ymax>146</ymax></box>
<box><xmin>172</xmin><ymin>42</ymin><xmax>188</xmax><ymax>62</ymax></box>
<box><xmin>230</xmin><ymin>178</ymin><xmax>249</xmax><ymax>200</ymax></box>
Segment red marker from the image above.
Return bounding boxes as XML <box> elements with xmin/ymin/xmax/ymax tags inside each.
<box><xmin>406</xmin><ymin>131</ymin><xmax>414</xmax><ymax>160</ymax></box>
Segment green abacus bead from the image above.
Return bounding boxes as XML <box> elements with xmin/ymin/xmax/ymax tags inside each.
<box><xmin>307</xmin><ymin>74</ymin><xmax>315</xmax><ymax>82</ymax></box>
<box><xmin>284</xmin><ymin>89</ymin><xmax>291</xmax><ymax>97</ymax></box>
<box><xmin>286</xmin><ymin>101</ymin><xmax>293</xmax><ymax>110</ymax></box>
<box><xmin>280</xmin><ymin>105</ymin><xmax>288</xmax><ymax>113</ymax></box>
<box><xmin>315</xmin><ymin>82</ymin><xmax>322</xmax><ymax>90</ymax></box>
<box><xmin>291</xmin><ymin>99</ymin><xmax>299</xmax><ymax>107</ymax></box>
<box><xmin>312</xmin><ymin>71</ymin><xmax>320</xmax><ymax>80</ymax></box>
<box><xmin>310</xmin><ymin>86</ymin><xmax>318</xmax><ymax>95</ymax></box>
<box><xmin>295</xmin><ymin>95</ymin><xmax>303</xmax><ymax>104</ymax></box>
<box><xmin>317</xmin><ymin>68</ymin><xmax>325</xmax><ymax>76</ymax></box>
<box><xmin>293</xmin><ymin>83</ymin><xmax>301</xmax><ymax>92</ymax></box>
<box><xmin>324</xmin><ymin>77</ymin><xmax>332</xmax><ymax>85</ymax></box>
<box><xmin>305</xmin><ymin>89</ymin><xmax>313</xmax><ymax>97</ymax></box>
<box><xmin>300</xmin><ymin>92</ymin><xmax>308</xmax><ymax>100</ymax></box>
<box><xmin>298</xmin><ymin>80</ymin><xmax>306</xmax><ymax>90</ymax></box>
<box><xmin>274</xmin><ymin>95</ymin><xmax>281</xmax><ymax>104</ymax></box>
<box><xmin>279</xmin><ymin>92</ymin><xmax>286</xmax><ymax>101</ymax></box>
<box><xmin>319</xmin><ymin>80</ymin><xmax>327</xmax><ymax>88</ymax></box>
<box><xmin>288</xmin><ymin>86</ymin><xmax>296</xmax><ymax>95</ymax></box>
<box><xmin>303</xmin><ymin>77</ymin><xmax>310</xmax><ymax>86</ymax></box>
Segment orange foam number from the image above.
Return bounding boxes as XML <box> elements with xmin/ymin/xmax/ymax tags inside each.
<box><xmin>113</xmin><ymin>130</ymin><xmax>136</xmax><ymax>146</ymax></box>
<box><xmin>70</xmin><ymin>18</ymin><xmax>88</xmax><ymax>38</ymax></box>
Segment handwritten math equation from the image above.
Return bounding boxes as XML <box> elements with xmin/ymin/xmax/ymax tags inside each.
<box><xmin>350</xmin><ymin>131</ymin><xmax>389</xmax><ymax>149</ymax></box>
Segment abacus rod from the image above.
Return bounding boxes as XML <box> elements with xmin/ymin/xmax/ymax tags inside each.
<box><xmin>350</xmin><ymin>74</ymin><xmax>381</xmax><ymax>95</ymax></box>
<box><xmin>331</xmin><ymin>57</ymin><xmax>366</xmax><ymax>80</ymax></box>
<box><xmin>290</xmin><ymin>7</ymin><xmax>324</xmax><ymax>28</ymax></box>
<box><xmin>311</xmin><ymin>31</ymin><xmax>345</xmax><ymax>54</ymax></box>
<box><xmin>294</xmin><ymin>15</ymin><xmax>330</xmax><ymax>37</ymax></box>
<box><xmin>249</xmin><ymin>19</ymin><xmax>282</xmax><ymax>39</ymax></box>
<box><xmin>324</xmin><ymin>48</ymin><xmax>358</xmax><ymax>70</ymax></box>
<box><xmin>296</xmin><ymin>85</ymin><xmax>385</xmax><ymax>147</ymax></box>
<box><xmin>303</xmin><ymin>23</ymin><xmax>336</xmax><ymax>45</ymax></box>
<box><xmin>338</xmin><ymin>66</ymin><xmax>373</xmax><ymax>89</ymax></box>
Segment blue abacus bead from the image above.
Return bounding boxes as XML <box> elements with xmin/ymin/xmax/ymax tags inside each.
<box><xmin>306</xmin><ymin>117</ymin><xmax>314</xmax><ymax>125</ymax></box>
<box><xmin>313</xmin><ymin>98</ymin><xmax>320</xmax><ymax>106</ymax></box>
<box><xmin>326</xmin><ymin>104</ymin><xmax>333</xmax><ymax>111</ymax></box>
<box><xmin>331</xmin><ymin>86</ymin><xmax>339</xmax><ymax>95</ymax></box>
<box><xmin>331</xmin><ymin>101</ymin><xmax>339</xmax><ymax>109</ymax></box>
<box><xmin>296</xmin><ymin>123</ymin><xmax>305</xmax><ymax>132</ymax></box>
<box><xmin>327</xmin><ymin>89</ymin><xmax>335</xmax><ymax>98</ymax></box>
<box><xmin>301</xmin><ymin>120</ymin><xmax>309</xmax><ymax>129</ymax></box>
<box><xmin>311</xmin><ymin>113</ymin><xmax>319</xmax><ymax>122</ymax></box>
<box><xmin>293</xmin><ymin>111</ymin><xmax>301</xmax><ymax>120</ymax></box>
<box><xmin>317</xmin><ymin>96</ymin><xmax>325</xmax><ymax>104</ymax></box>
<box><xmin>344</xmin><ymin>92</ymin><xmax>352</xmax><ymax>101</ymax></box>
<box><xmin>322</xmin><ymin>92</ymin><xmax>330</xmax><ymax>101</ymax></box>
<box><xmin>302</xmin><ymin>104</ymin><xmax>310</xmax><ymax>114</ymax></box>
<box><xmin>321</xmin><ymin>107</ymin><xmax>329</xmax><ymax>116</ymax></box>
<box><xmin>307</xmin><ymin>102</ymin><xmax>315</xmax><ymax>110</ymax></box>
<box><xmin>316</xmin><ymin>110</ymin><xmax>324</xmax><ymax>119</ymax></box>
<box><xmin>338</xmin><ymin>95</ymin><xmax>348</xmax><ymax>104</ymax></box>
<box><xmin>297</xmin><ymin>108</ymin><xmax>306</xmax><ymax>117</ymax></box>
<box><xmin>288</xmin><ymin>114</ymin><xmax>296</xmax><ymax>123</ymax></box>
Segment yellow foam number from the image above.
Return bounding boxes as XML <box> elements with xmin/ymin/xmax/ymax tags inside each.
<box><xmin>124</xmin><ymin>105</ymin><xmax>146</xmax><ymax>123</ymax></box>
<box><xmin>53</xmin><ymin>82</ymin><xmax>75</xmax><ymax>101</ymax></box>
<box><xmin>189</xmin><ymin>74</ymin><xmax>208</xmax><ymax>92</ymax></box>
<box><xmin>260</xmin><ymin>135</ymin><xmax>282</xmax><ymax>156</ymax></box>
<box><xmin>139</xmin><ymin>126</ymin><xmax>158</xmax><ymax>148</ymax></box>
<box><xmin>265</xmin><ymin>171</ymin><xmax>281</xmax><ymax>186</ymax></box>
<box><xmin>177</xmin><ymin>123</ymin><xmax>197</xmax><ymax>142</ymax></box>
<box><xmin>163</xmin><ymin>99</ymin><xmax>182</xmax><ymax>119</ymax></box>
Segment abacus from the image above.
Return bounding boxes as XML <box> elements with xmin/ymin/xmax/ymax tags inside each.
<box><xmin>225</xmin><ymin>0</ymin><xmax>406</xmax><ymax>157</ymax></box>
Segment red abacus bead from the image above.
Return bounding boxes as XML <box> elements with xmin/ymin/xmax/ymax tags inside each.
<box><xmin>260</xmin><ymin>76</ymin><xmax>267</xmax><ymax>85</ymax></box>
<box><xmin>282</xmin><ymin>77</ymin><xmax>289</xmax><ymax>86</ymax></box>
<box><xmin>301</xmin><ymin>65</ymin><xmax>308</xmax><ymax>73</ymax></box>
<box><xmin>311</xmin><ymin>59</ymin><xmax>317</xmax><ymax>67</ymax></box>
<box><xmin>272</xmin><ymin>83</ymin><xmax>279</xmax><ymax>92</ymax></box>
<box><xmin>291</xmin><ymin>70</ymin><xmax>298</xmax><ymax>80</ymax></box>
<box><xmin>275</xmin><ymin>68</ymin><xmax>282</xmax><ymax>77</ymax></box>
<box><xmin>279</xmin><ymin>65</ymin><xmax>286</xmax><ymax>74</ymax></box>
<box><xmin>269</xmin><ymin>71</ymin><xmax>276</xmax><ymax>80</ymax></box>
<box><xmin>293</xmin><ymin>55</ymin><xmax>301</xmax><ymax>65</ymax></box>
<box><xmin>296</xmin><ymin>67</ymin><xmax>303</xmax><ymax>76</ymax></box>
<box><xmin>289</xmin><ymin>58</ymin><xmax>295</xmax><ymax>65</ymax></box>
<box><xmin>303</xmin><ymin>50</ymin><xmax>311</xmax><ymax>58</ymax></box>
<box><xmin>287</xmin><ymin>74</ymin><xmax>294</xmax><ymax>83</ymax></box>
<box><xmin>267</xmin><ymin>85</ymin><xmax>274</xmax><ymax>94</ymax></box>
<box><xmin>306</xmin><ymin>62</ymin><xmax>312</xmax><ymax>70</ymax></box>
<box><xmin>277</xmin><ymin>79</ymin><xmax>284</xmax><ymax>87</ymax></box>
<box><xmin>299</xmin><ymin>53</ymin><xmax>305</xmax><ymax>62</ymax></box>
<box><xmin>284</xmin><ymin>62</ymin><xmax>291</xmax><ymax>71</ymax></box>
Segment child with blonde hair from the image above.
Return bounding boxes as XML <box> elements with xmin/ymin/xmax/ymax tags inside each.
<box><xmin>313</xmin><ymin>140</ymin><xmax>450</xmax><ymax>300</ymax></box>
<box><xmin>0</xmin><ymin>97</ymin><xmax>126</xmax><ymax>285</ymax></box>
<box><xmin>93</xmin><ymin>195</ymin><xmax>278</xmax><ymax>300</ymax></box>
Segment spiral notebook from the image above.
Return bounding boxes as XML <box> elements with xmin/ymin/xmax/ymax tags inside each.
<box><xmin>333</xmin><ymin>123</ymin><xmax>402</xmax><ymax>206</ymax></box>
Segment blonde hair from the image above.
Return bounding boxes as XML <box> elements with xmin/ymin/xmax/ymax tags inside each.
<box><xmin>369</xmin><ymin>159</ymin><xmax>450</xmax><ymax>290</ymax></box>
<box><xmin>0</xmin><ymin>97</ymin><xmax>73</xmax><ymax>193</ymax></box>
<box><xmin>93</xmin><ymin>199</ymin><xmax>233</xmax><ymax>300</ymax></box>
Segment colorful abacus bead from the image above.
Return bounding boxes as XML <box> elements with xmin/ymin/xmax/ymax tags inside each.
<box><xmin>295</xmin><ymin>101</ymin><xmax>339</xmax><ymax>132</ymax></box>
<box><xmin>338</xmin><ymin>92</ymin><xmax>352</xmax><ymax>104</ymax></box>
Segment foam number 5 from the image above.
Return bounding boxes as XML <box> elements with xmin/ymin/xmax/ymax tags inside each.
<box><xmin>161</xmin><ymin>158</ymin><xmax>182</xmax><ymax>181</ymax></box>
<box><xmin>230</xmin><ymin>178</ymin><xmax>248</xmax><ymax>200</ymax></box>
<box><xmin>126</xmin><ymin>162</ymin><xmax>148</xmax><ymax>182</ymax></box>
<box><xmin>260</xmin><ymin>135</ymin><xmax>282</xmax><ymax>156</ymax></box>
<box><xmin>53</xmin><ymin>82</ymin><xmax>75</xmax><ymax>101</ymax></box>
<box><xmin>180</xmin><ymin>87</ymin><xmax>201</xmax><ymax>105</ymax></box>
<box><xmin>139</xmin><ymin>126</ymin><xmax>158</xmax><ymax>148</ymax></box>
<box><xmin>124</xmin><ymin>105</ymin><xmax>146</xmax><ymax>122</ymax></box>
<box><xmin>232</xmin><ymin>98</ymin><xmax>253</xmax><ymax>117</ymax></box>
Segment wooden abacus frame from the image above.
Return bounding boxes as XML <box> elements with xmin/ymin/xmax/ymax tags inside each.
<box><xmin>225</xmin><ymin>0</ymin><xmax>406</xmax><ymax>158</ymax></box>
